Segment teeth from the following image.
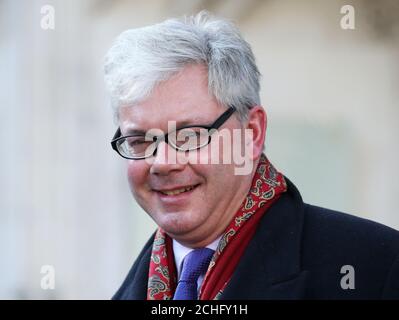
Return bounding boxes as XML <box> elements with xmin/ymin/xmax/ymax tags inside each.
<box><xmin>161</xmin><ymin>186</ymin><xmax>195</xmax><ymax>196</ymax></box>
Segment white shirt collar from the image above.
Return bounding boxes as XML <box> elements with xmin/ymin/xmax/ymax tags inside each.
<box><xmin>173</xmin><ymin>236</ymin><xmax>221</xmax><ymax>279</ymax></box>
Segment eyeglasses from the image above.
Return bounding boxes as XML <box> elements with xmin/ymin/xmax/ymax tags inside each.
<box><xmin>111</xmin><ymin>107</ymin><xmax>236</xmax><ymax>160</ymax></box>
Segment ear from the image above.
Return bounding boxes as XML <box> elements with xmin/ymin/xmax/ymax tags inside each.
<box><xmin>245</xmin><ymin>106</ymin><xmax>267</xmax><ymax>161</ymax></box>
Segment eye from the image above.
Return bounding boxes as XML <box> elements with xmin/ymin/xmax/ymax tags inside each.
<box><xmin>126</xmin><ymin>137</ymin><xmax>147</xmax><ymax>147</ymax></box>
<box><xmin>172</xmin><ymin>127</ymin><xmax>210</xmax><ymax>150</ymax></box>
<box><xmin>178</xmin><ymin>128</ymin><xmax>202</xmax><ymax>137</ymax></box>
<box><xmin>130</xmin><ymin>140</ymin><xmax>144</xmax><ymax>146</ymax></box>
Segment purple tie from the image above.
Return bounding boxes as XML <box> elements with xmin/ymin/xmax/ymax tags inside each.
<box><xmin>173</xmin><ymin>248</ymin><xmax>214</xmax><ymax>300</ymax></box>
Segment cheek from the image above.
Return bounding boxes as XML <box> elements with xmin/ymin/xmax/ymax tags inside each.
<box><xmin>126</xmin><ymin>161</ymin><xmax>148</xmax><ymax>190</ymax></box>
<box><xmin>213</xmin><ymin>165</ymin><xmax>237</xmax><ymax>195</ymax></box>
<box><xmin>195</xmin><ymin>163</ymin><xmax>234</xmax><ymax>195</ymax></box>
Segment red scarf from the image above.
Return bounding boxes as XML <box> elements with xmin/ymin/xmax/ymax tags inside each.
<box><xmin>147</xmin><ymin>154</ymin><xmax>287</xmax><ymax>300</ymax></box>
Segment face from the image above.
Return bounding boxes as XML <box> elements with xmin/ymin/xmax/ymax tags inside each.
<box><xmin>118</xmin><ymin>64</ymin><xmax>264</xmax><ymax>247</ymax></box>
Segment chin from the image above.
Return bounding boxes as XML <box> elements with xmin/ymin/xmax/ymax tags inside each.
<box><xmin>155</xmin><ymin>212</ymin><xmax>203</xmax><ymax>236</ymax></box>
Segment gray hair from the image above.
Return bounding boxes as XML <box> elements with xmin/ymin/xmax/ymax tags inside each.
<box><xmin>104</xmin><ymin>11</ymin><xmax>261</xmax><ymax>122</ymax></box>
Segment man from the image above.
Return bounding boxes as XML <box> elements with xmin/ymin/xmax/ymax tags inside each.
<box><xmin>104</xmin><ymin>11</ymin><xmax>399</xmax><ymax>299</ymax></box>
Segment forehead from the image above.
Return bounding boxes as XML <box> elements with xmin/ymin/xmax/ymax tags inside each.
<box><xmin>118</xmin><ymin>64</ymin><xmax>223</xmax><ymax>132</ymax></box>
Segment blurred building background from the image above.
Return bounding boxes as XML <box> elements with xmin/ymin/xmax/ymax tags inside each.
<box><xmin>0</xmin><ymin>0</ymin><xmax>398</xmax><ymax>299</ymax></box>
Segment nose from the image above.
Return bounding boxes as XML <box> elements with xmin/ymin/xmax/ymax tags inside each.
<box><xmin>149</xmin><ymin>140</ymin><xmax>185</xmax><ymax>175</ymax></box>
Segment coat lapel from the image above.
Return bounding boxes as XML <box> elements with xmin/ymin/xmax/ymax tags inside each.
<box><xmin>220</xmin><ymin>178</ymin><xmax>310</xmax><ymax>299</ymax></box>
<box><xmin>113</xmin><ymin>237</ymin><xmax>153</xmax><ymax>300</ymax></box>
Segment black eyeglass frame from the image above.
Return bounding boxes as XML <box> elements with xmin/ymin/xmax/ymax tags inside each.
<box><xmin>110</xmin><ymin>106</ymin><xmax>236</xmax><ymax>160</ymax></box>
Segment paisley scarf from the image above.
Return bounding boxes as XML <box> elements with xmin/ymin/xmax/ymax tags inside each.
<box><xmin>147</xmin><ymin>154</ymin><xmax>287</xmax><ymax>300</ymax></box>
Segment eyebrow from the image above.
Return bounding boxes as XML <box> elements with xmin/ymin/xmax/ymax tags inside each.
<box><xmin>122</xmin><ymin>117</ymin><xmax>210</xmax><ymax>135</ymax></box>
<box><xmin>176</xmin><ymin>119</ymin><xmax>205</xmax><ymax>128</ymax></box>
<box><xmin>176</xmin><ymin>115</ymin><xmax>214</xmax><ymax>128</ymax></box>
<box><xmin>123</xmin><ymin>128</ymin><xmax>146</xmax><ymax>135</ymax></box>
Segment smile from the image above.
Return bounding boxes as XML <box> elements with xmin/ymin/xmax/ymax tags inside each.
<box><xmin>156</xmin><ymin>184</ymin><xmax>200</xmax><ymax>196</ymax></box>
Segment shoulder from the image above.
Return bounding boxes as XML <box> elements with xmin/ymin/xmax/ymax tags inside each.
<box><xmin>303</xmin><ymin>203</ymin><xmax>399</xmax><ymax>255</ymax></box>
<box><xmin>301</xmin><ymin>204</ymin><xmax>399</xmax><ymax>298</ymax></box>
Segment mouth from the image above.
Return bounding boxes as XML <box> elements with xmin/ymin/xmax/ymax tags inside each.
<box><xmin>155</xmin><ymin>184</ymin><xmax>200</xmax><ymax>197</ymax></box>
